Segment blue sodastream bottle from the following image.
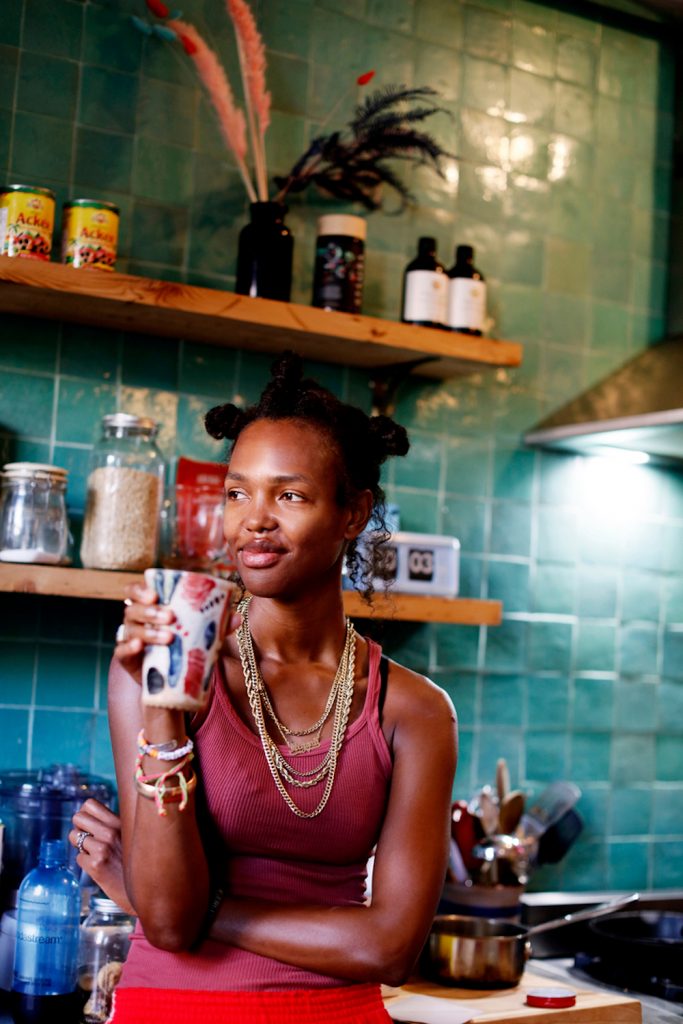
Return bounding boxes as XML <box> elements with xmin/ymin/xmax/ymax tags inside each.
<box><xmin>10</xmin><ymin>839</ymin><xmax>81</xmax><ymax>1024</ymax></box>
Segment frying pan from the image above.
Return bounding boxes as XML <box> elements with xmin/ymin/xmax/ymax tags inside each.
<box><xmin>425</xmin><ymin>893</ymin><xmax>638</xmax><ymax>988</ymax></box>
<box><xmin>589</xmin><ymin>910</ymin><xmax>683</xmax><ymax>982</ymax></box>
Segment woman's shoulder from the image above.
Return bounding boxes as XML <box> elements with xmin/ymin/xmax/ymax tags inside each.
<box><xmin>381</xmin><ymin>655</ymin><xmax>457</xmax><ymax>732</ymax></box>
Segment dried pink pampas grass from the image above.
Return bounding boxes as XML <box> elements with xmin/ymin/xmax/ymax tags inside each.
<box><xmin>168</xmin><ymin>18</ymin><xmax>257</xmax><ymax>201</ymax></box>
<box><xmin>225</xmin><ymin>0</ymin><xmax>271</xmax><ymax>200</ymax></box>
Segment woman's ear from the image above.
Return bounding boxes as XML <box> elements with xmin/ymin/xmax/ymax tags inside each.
<box><xmin>344</xmin><ymin>490</ymin><xmax>374</xmax><ymax>540</ymax></box>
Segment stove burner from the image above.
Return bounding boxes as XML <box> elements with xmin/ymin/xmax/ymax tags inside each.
<box><xmin>575</xmin><ymin>952</ymin><xmax>683</xmax><ymax>1003</ymax></box>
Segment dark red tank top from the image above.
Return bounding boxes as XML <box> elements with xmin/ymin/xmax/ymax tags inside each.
<box><xmin>120</xmin><ymin>638</ymin><xmax>392</xmax><ymax>991</ymax></box>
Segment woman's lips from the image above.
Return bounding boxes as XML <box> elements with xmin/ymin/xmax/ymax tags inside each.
<box><xmin>240</xmin><ymin>542</ymin><xmax>286</xmax><ymax>569</ymax></box>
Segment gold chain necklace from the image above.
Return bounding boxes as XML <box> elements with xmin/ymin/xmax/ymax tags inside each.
<box><xmin>238</xmin><ymin>596</ymin><xmax>354</xmax><ymax>757</ymax></box>
<box><xmin>236</xmin><ymin>597</ymin><xmax>356</xmax><ymax>819</ymax></box>
<box><xmin>258</xmin><ymin>637</ymin><xmax>347</xmax><ymax>752</ymax></box>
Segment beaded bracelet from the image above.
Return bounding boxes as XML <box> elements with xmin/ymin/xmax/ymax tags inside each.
<box><xmin>135</xmin><ymin>770</ymin><xmax>197</xmax><ymax>814</ymax></box>
<box><xmin>137</xmin><ymin>730</ymin><xmax>194</xmax><ymax>762</ymax></box>
<box><xmin>134</xmin><ymin>751</ymin><xmax>195</xmax><ymax>816</ymax></box>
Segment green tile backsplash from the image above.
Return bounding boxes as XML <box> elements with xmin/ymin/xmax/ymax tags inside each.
<box><xmin>0</xmin><ymin>0</ymin><xmax>681</xmax><ymax>893</ymax></box>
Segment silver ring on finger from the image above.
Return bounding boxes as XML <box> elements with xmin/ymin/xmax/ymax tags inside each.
<box><xmin>76</xmin><ymin>830</ymin><xmax>92</xmax><ymax>855</ymax></box>
<box><xmin>115</xmin><ymin>623</ymin><xmax>127</xmax><ymax>643</ymax></box>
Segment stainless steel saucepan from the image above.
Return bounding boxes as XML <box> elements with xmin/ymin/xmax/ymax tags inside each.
<box><xmin>424</xmin><ymin>893</ymin><xmax>638</xmax><ymax>988</ymax></box>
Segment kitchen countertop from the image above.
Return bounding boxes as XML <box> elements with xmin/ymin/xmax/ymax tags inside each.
<box><xmin>386</xmin><ymin>957</ymin><xmax>680</xmax><ymax>1024</ymax></box>
<box><xmin>0</xmin><ymin>960</ymin><xmax>681</xmax><ymax>1024</ymax></box>
<box><xmin>526</xmin><ymin>958</ymin><xmax>682</xmax><ymax>1024</ymax></box>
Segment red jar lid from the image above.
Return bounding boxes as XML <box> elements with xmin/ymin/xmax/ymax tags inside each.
<box><xmin>526</xmin><ymin>987</ymin><xmax>577</xmax><ymax>1009</ymax></box>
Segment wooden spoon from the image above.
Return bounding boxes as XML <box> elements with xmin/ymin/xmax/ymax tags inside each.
<box><xmin>496</xmin><ymin>757</ymin><xmax>510</xmax><ymax>803</ymax></box>
<box><xmin>499</xmin><ymin>790</ymin><xmax>525</xmax><ymax>835</ymax></box>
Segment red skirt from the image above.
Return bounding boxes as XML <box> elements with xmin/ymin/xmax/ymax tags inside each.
<box><xmin>108</xmin><ymin>983</ymin><xmax>393</xmax><ymax>1023</ymax></box>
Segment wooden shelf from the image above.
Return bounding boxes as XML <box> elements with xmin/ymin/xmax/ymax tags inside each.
<box><xmin>0</xmin><ymin>564</ymin><xmax>502</xmax><ymax>625</ymax></box>
<box><xmin>0</xmin><ymin>564</ymin><xmax>141</xmax><ymax>601</ymax></box>
<box><xmin>343</xmin><ymin>590</ymin><xmax>501</xmax><ymax>625</ymax></box>
<box><xmin>0</xmin><ymin>258</ymin><xmax>522</xmax><ymax>380</ymax></box>
<box><xmin>0</xmin><ymin>259</ymin><xmax>510</xmax><ymax>626</ymax></box>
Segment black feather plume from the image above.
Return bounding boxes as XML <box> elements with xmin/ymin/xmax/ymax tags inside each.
<box><xmin>350</xmin><ymin>85</ymin><xmax>440</xmax><ymax>133</ymax></box>
<box><xmin>273</xmin><ymin>83</ymin><xmax>453</xmax><ymax>208</ymax></box>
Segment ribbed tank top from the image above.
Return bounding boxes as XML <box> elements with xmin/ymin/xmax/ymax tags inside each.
<box><xmin>120</xmin><ymin>638</ymin><xmax>392</xmax><ymax>991</ymax></box>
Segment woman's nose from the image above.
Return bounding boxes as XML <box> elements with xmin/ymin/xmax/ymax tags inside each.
<box><xmin>244</xmin><ymin>498</ymin><xmax>277</xmax><ymax>532</ymax></box>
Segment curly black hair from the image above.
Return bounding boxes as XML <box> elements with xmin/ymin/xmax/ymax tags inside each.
<box><xmin>205</xmin><ymin>351</ymin><xmax>409</xmax><ymax>601</ymax></box>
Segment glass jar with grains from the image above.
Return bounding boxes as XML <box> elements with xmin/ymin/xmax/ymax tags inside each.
<box><xmin>81</xmin><ymin>414</ymin><xmax>165</xmax><ymax>570</ymax></box>
<box><xmin>77</xmin><ymin>896</ymin><xmax>135</xmax><ymax>1023</ymax></box>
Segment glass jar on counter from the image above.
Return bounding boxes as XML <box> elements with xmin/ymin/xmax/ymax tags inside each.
<box><xmin>77</xmin><ymin>896</ymin><xmax>135</xmax><ymax>1023</ymax></box>
<box><xmin>80</xmin><ymin>414</ymin><xmax>165</xmax><ymax>571</ymax></box>
<box><xmin>0</xmin><ymin>463</ymin><xmax>71</xmax><ymax>564</ymax></box>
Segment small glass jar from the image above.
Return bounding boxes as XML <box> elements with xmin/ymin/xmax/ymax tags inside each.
<box><xmin>80</xmin><ymin>414</ymin><xmax>165</xmax><ymax>571</ymax></box>
<box><xmin>77</xmin><ymin>896</ymin><xmax>135</xmax><ymax>1023</ymax></box>
<box><xmin>0</xmin><ymin>462</ymin><xmax>71</xmax><ymax>564</ymax></box>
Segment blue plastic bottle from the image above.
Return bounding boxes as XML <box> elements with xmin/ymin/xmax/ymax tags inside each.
<box><xmin>10</xmin><ymin>839</ymin><xmax>80</xmax><ymax>1024</ymax></box>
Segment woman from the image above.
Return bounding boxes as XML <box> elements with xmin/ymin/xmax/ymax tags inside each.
<box><xmin>88</xmin><ymin>354</ymin><xmax>457</xmax><ymax>1023</ymax></box>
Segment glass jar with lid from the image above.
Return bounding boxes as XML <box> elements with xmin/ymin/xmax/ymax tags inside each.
<box><xmin>80</xmin><ymin>414</ymin><xmax>165</xmax><ymax>570</ymax></box>
<box><xmin>0</xmin><ymin>462</ymin><xmax>71</xmax><ymax>564</ymax></box>
<box><xmin>77</xmin><ymin>896</ymin><xmax>135</xmax><ymax>1023</ymax></box>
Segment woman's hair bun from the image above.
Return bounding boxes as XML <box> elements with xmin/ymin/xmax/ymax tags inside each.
<box><xmin>204</xmin><ymin>402</ymin><xmax>248</xmax><ymax>440</ymax></box>
<box><xmin>270</xmin><ymin>350</ymin><xmax>304</xmax><ymax>388</ymax></box>
<box><xmin>368</xmin><ymin>414</ymin><xmax>410</xmax><ymax>459</ymax></box>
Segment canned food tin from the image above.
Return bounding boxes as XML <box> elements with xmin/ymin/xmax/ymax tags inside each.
<box><xmin>61</xmin><ymin>199</ymin><xmax>119</xmax><ymax>271</ymax></box>
<box><xmin>0</xmin><ymin>184</ymin><xmax>55</xmax><ymax>260</ymax></box>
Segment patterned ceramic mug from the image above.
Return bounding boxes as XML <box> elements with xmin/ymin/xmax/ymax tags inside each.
<box><xmin>142</xmin><ymin>568</ymin><xmax>238</xmax><ymax>711</ymax></box>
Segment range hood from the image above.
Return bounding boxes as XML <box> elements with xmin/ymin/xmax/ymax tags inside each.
<box><xmin>524</xmin><ymin>336</ymin><xmax>683</xmax><ymax>465</ymax></box>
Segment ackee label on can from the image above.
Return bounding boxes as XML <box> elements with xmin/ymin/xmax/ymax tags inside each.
<box><xmin>61</xmin><ymin>199</ymin><xmax>119</xmax><ymax>271</ymax></box>
<box><xmin>0</xmin><ymin>185</ymin><xmax>55</xmax><ymax>260</ymax></box>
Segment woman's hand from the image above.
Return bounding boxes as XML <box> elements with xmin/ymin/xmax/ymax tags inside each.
<box><xmin>114</xmin><ymin>582</ymin><xmax>175</xmax><ymax>683</ymax></box>
<box><xmin>69</xmin><ymin>799</ymin><xmax>135</xmax><ymax>916</ymax></box>
<box><xmin>113</xmin><ymin>581</ymin><xmax>242</xmax><ymax>683</ymax></box>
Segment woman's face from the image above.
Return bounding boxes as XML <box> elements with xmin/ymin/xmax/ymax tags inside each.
<box><xmin>223</xmin><ymin>418</ymin><xmax>370</xmax><ymax>599</ymax></box>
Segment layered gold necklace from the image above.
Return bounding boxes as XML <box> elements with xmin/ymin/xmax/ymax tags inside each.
<box><xmin>236</xmin><ymin>597</ymin><xmax>356</xmax><ymax>818</ymax></box>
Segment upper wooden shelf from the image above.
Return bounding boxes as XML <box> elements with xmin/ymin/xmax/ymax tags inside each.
<box><xmin>0</xmin><ymin>258</ymin><xmax>522</xmax><ymax>379</ymax></box>
<box><xmin>0</xmin><ymin>564</ymin><xmax>502</xmax><ymax>626</ymax></box>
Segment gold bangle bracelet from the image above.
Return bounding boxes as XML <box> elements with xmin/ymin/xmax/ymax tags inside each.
<box><xmin>135</xmin><ymin>770</ymin><xmax>197</xmax><ymax>803</ymax></box>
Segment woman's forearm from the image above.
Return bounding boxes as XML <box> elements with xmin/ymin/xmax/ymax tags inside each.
<box><xmin>210</xmin><ymin>897</ymin><xmax>424</xmax><ymax>986</ymax></box>
<box><xmin>125</xmin><ymin>795</ymin><xmax>210</xmax><ymax>949</ymax></box>
<box><xmin>109</xmin><ymin>663</ymin><xmax>211</xmax><ymax>950</ymax></box>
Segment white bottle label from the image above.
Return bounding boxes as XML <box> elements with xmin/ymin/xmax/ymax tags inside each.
<box><xmin>447</xmin><ymin>278</ymin><xmax>486</xmax><ymax>331</ymax></box>
<box><xmin>403</xmin><ymin>270</ymin><xmax>448</xmax><ymax>324</ymax></box>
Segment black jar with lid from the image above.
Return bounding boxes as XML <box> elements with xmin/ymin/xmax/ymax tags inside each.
<box><xmin>311</xmin><ymin>214</ymin><xmax>367</xmax><ymax>314</ymax></box>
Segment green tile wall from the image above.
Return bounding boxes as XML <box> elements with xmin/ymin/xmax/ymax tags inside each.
<box><xmin>0</xmin><ymin>0</ymin><xmax>681</xmax><ymax>893</ymax></box>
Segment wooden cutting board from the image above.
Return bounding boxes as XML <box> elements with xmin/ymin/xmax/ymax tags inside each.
<box><xmin>392</xmin><ymin>969</ymin><xmax>641</xmax><ymax>1023</ymax></box>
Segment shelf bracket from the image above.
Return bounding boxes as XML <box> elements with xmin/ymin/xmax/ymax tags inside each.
<box><xmin>369</xmin><ymin>356</ymin><xmax>439</xmax><ymax>416</ymax></box>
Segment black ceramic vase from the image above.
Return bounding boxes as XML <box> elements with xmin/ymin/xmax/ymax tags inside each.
<box><xmin>235</xmin><ymin>201</ymin><xmax>293</xmax><ymax>302</ymax></box>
